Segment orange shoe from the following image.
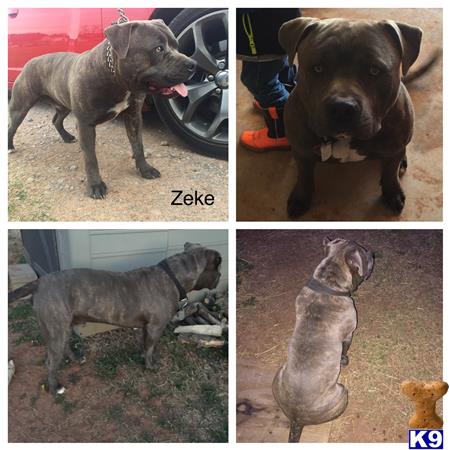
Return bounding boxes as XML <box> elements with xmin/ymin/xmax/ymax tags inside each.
<box><xmin>240</xmin><ymin>106</ymin><xmax>290</xmax><ymax>152</ymax></box>
<box><xmin>240</xmin><ymin>127</ymin><xmax>290</xmax><ymax>151</ymax></box>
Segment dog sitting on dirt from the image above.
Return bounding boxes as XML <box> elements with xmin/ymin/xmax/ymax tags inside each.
<box><xmin>8</xmin><ymin>20</ymin><xmax>196</xmax><ymax>199</ymax></box>
<box><xmin>8</xmin><ymin>243</ymin><xmax>221</xmax><ymax>395</ymax></box>
<box><xmin>272</xmin><ymin>237</ymin><xmax>374</xmax><ymax>442</ymax></box>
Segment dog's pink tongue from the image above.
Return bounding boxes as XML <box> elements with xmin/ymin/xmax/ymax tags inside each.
<box><xmin>172</xmin><ymin>83</ymin><xmax>188</xmax><ymax>97</ymax></box>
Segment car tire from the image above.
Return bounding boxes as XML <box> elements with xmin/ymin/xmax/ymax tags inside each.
<box><xmin>153</xmin><ymin>8</ymin><xmax>228</xmax><ymax>160</ymax></box>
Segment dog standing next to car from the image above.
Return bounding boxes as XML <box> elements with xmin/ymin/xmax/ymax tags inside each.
<box><xmin>278</xmin><ymin>17</ymin><xmax>437</xmax><ymax>217</ymax></box>
<box><xmin>8</xmin><ymin>243</ymin><xmax>221</xmax><ymax>395</ymax></box>
<box><xmin>8</xmin><ymin>20</ymin><xmax>196</xmax><ymax>199</ymax></box>
<box><xmin>272</xmin><ymin>238</ymin><xmax>374</xmax><ymax>442</ymax></box>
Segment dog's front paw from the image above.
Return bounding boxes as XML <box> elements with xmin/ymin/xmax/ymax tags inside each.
<box><xmin>89</xmin><ymin>181</ymin><xmax>107</xmax><ymax>199</ymax></box>
<box><xmin>287</xmin><ymin>189</ymin><xmax>312</xmax><ymax>218</ymax></box>
<box><xmin>62</xmin><ymin>133</ymin><xmax>76</xmax><ymax>143</ymax></box>
<box><xmin>139</xmin><ymin>164</ymin><xmax>161</xmax><ymax>179</ymax></box>
<box><xmin>382</xmin><ymin>189</ymin><xmax>405</xmax><ymax>214</ymax></box>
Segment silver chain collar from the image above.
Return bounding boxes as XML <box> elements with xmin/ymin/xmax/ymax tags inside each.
<box><xmin>105</xmin><ymin>9</ymin><xmax>130</xmax><ymax>75</ymax></box>
<box><xmin>105</xmin><ymin>40</ymin><xmax>116</xmax><ymax>75</ymax></box>
<box><xmin>116</xmin><ymin>8</ymin><xmax>129</xmax><ymax>24</ymax></box>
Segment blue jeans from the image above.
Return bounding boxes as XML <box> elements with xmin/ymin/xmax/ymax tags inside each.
<box><xmin>241</xmin><ymin>57</ymin><xmax>296</xmax><ymax>109</ymax></box>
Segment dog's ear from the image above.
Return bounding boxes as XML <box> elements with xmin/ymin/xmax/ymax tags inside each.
<box><xmin>105</xmin><ymin>22</ymin><xmax>136</xmax><ymax>59</ymax></box>
<box><xmin>184</xmin><ymin>242</ymin><xmax>203</xmax><ymax>252</ymax></box>
<box><xmin>323</xmin><ymin>236</ymin><xmax>332</xmax><ymax>255</ymax></box>
<box><xmin>204</xmin><ymin>249</ymin><xmax>222</xmax><ymax>270</ymax></box>
<box><xmin>345</xmin><ymin>249</ymin><xmax>364</xmax><ymax>277</ymax></box>
<box><xmin>380</xmin><ymin>20</ymin><xmax>422</xmax><ymax>75</ymax></box>
<box><xmin>279</xmin><ymin>17</ymin><xmax>319</xmax><ymax>66</ymax></box>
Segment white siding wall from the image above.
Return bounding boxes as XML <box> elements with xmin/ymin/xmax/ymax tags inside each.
<box><xmin>56</xmin><ymin>229</ymin><xmax>228</xmax><ymax>280</ymax></box>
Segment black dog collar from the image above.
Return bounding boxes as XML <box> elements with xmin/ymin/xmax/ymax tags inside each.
<box><xmin>306</xmin><ymin>277</ymin><xmax>351</xmax><ymax>297</ymax></box>
<box><xmin>158</xmin><ymin>260</ymin><xmax>188</xmax><ymax>304</ymax></box>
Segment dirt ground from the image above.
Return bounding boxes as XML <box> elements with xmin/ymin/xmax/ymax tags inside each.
<box><xmin>8</xmin><ymin>102</ymin><xmax>227</xmax><ymax>221</ymax></box>
<box><xmin>8</xmin><ymin>302</ymin><xmax>228</xmax><ymax>443</ymax></box>
<box><xmin>236</xmin><ymin>230</ymin><xmax>443</xmax><ymax>442</ymax></box>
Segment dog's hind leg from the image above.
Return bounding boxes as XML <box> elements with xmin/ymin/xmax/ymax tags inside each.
<box><xmin>52</xmin><ymin>106</ymin><xmax>75</xmax><ymax>143</ymax></box>
<box><xmin>143</xmin><ymin>321</ymin><xmax>167</xmax><ymax>370</ymax></box>
<box><xmin>8</xmin><ymin>82</ymin><xmax>40</xmax><ymax>150</ymax></box>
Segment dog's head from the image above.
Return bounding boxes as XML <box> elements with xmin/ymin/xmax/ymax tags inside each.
<box><xmin>321</xmin><ymin>237</ymin><xmax>374</xmax><ymax>291</ymax></box>
<box><xmin>279</xmin><ymin>17</ymin><xmax>422</xmax><ymax>140</ymax></box>
<box><xmin>184</xmin><ymin>242</ymin><xmax>222</xmax><ymax>290</ymax></box>
<box><xmin>105</xmin><ymin>20</ymin><xmax>197</xmax><ymax>96</ymax></box>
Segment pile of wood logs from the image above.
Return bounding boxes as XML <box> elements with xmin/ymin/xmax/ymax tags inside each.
<box><xmin>172</xmin><ymin>280</ymin><xmax>228</xmax><ymax>348</ymax></box>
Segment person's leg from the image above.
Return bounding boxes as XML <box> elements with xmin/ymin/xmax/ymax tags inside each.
<box><xmin>279</xmin><ymin>62</ymin><xmax>297</xmax><ymax>93</ymax></box>
<box><xmin>240</xmin><ymin>57</ymin><xmax>291</xmax><ymax>151</ymax></box>
<box><xmin>241</xmin><ymin>57</ymin><xmax>290</xmax><ymax>108</ymax></box>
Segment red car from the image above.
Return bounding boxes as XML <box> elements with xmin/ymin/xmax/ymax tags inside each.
<box><xmin>8</xmin><ymin>8</ymin><xmax>228</xmax><ymax>158</ymax></box>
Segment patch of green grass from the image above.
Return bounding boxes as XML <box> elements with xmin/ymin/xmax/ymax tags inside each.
<box><xmin>146</xmin><ymin>380</ymin><xmax>167</xmax><ymax>399</ymax></box>
<box><xmin>157</xmin><ymin>406</ymin><xmax>184</xmax><ymax>432</ymax></box>
<box><xmin>8</xmin><ymin>180</ymin><xmax>56</xmax><ymax>221</ymax></box>
<box><xmin>368</xmin><ymin>338</ymin><xmax>389</xmax><ymax>365</ymax></box>
<box><xmin>105</xmin><ymin>404</ymin><xmax>125</xmax><ymax>423</ymax></box>
<box><xmin>8</xmin><ymin>302</ymin><xmax>33</xmax><ymax>321</ymax></box>
<box><xmin>138</xmin><ymin>431</ymin><xmax>159</xmax><ymax>443</ymax></box>
<box><xmin>198</xmin><ymin>381</ymin><xmax>221</xmax><ymax>409</ymax></box>
<box><xmin>54</xmin><ymin>395</ymin><xmax>77</xmax><ymax>414</ymax></box>
<box><xmin>8</xmin><ymin>302</ymin><xmax>43</xmax><ymax>345</ymax></box>
<box><xmin>206</xmin><ymin>424</ymin><xmax>228</xmax><ymax>443</ymax></box>
<box><xmin>167</xmin><ymin>342</ymin><xmax>197</xmax><ymax>375</ymax></box>
<box><xmin>28</xmin><ymin>209</ymin><xmax>56</xmax><ymax>222</ymax></box>
<box><xmin>118</xmin><ymin>379</ymin><xmax>140</xmax><ymax>398</ymax></box>
<box><xmin>94</xmin><ymin>345</ymin><xmax>143</xmax><ymax>379</ymax></box>
<box><xmin>8</xmin><ymin>181</ymin><xmax>27</xmax><ymax>217</ymax></box>
<box><xmin>71</xmin><ymin>333</ymin><xmax>84</xmax><ymax>352</ymax></box>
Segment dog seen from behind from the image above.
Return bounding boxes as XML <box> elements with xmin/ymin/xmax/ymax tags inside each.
<box><xmin>272</xmin><ymin>237</ymin><xmax>374</xmax><ymax>442</ymax></box>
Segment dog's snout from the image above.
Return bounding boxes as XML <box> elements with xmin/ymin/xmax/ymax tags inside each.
<box><xmin>327</xmin><ymin>96</ymin><xmax>360</xmax><ymax>121</ymax></box>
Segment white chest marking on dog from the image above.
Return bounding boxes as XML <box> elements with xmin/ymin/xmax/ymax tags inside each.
<box><xmin>109</xmin><ymin>91</ymin><xmax>131</xmax><ymax>115</ymax></box>
<box><xmin>320</xmin><ymin>138</ymin><xmax>367</xmax><ymax>163</ymax></box>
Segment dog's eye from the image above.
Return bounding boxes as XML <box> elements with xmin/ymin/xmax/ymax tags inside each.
<box><xmin>155</xmin><ymin>46</ymin><xmax>164</xmax><ymax>53</ymax></box>
<box><xmin>313</xmin><ymin>64</ymin><xmax>323</xmax><ymax>74</ymax></box>
<box><xmin>369</xmin><ymin>66</ymin><xmax>380</xmax><ymax>76</ymax></box>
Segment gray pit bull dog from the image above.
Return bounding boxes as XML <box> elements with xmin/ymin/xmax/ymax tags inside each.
<box><xmin>278</xmin><ymin>18</ymin><xmax>426</xmax><ymax>217</ymax></box>
<box><xmin>272</xmin><ymin>237</ymin><xmax>374</xmax><ymax>442</ymax></box>
<box><xmin>8</xmin><ymin>20</ymin><xmax>196</xmax><ymax>199</ymax></box>
<box><xmin>8</xmin><ymin>243</ymin><xmax>221</xmax><ymax>395</ymax></box>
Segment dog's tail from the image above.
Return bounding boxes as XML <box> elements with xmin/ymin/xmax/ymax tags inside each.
<box><xmin>402</xmin><ymin>49</ymin><xmax>441</xmax><ymax>84</ymax></box>
<box><xmin>288</xmin><ymin>420</ymin><xmax>304</xmax><ymax>443</ymax></box>
<box><xmin>8</xmin><ymin>280</ymin><xmax>39</xmax><ymax>303</ymax></box>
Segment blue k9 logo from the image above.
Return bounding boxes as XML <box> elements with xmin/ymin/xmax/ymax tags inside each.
<box><xmin>409</xmin><ymin>430</ymin><xmax>443</xmax><ymax>449</ymax></box>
